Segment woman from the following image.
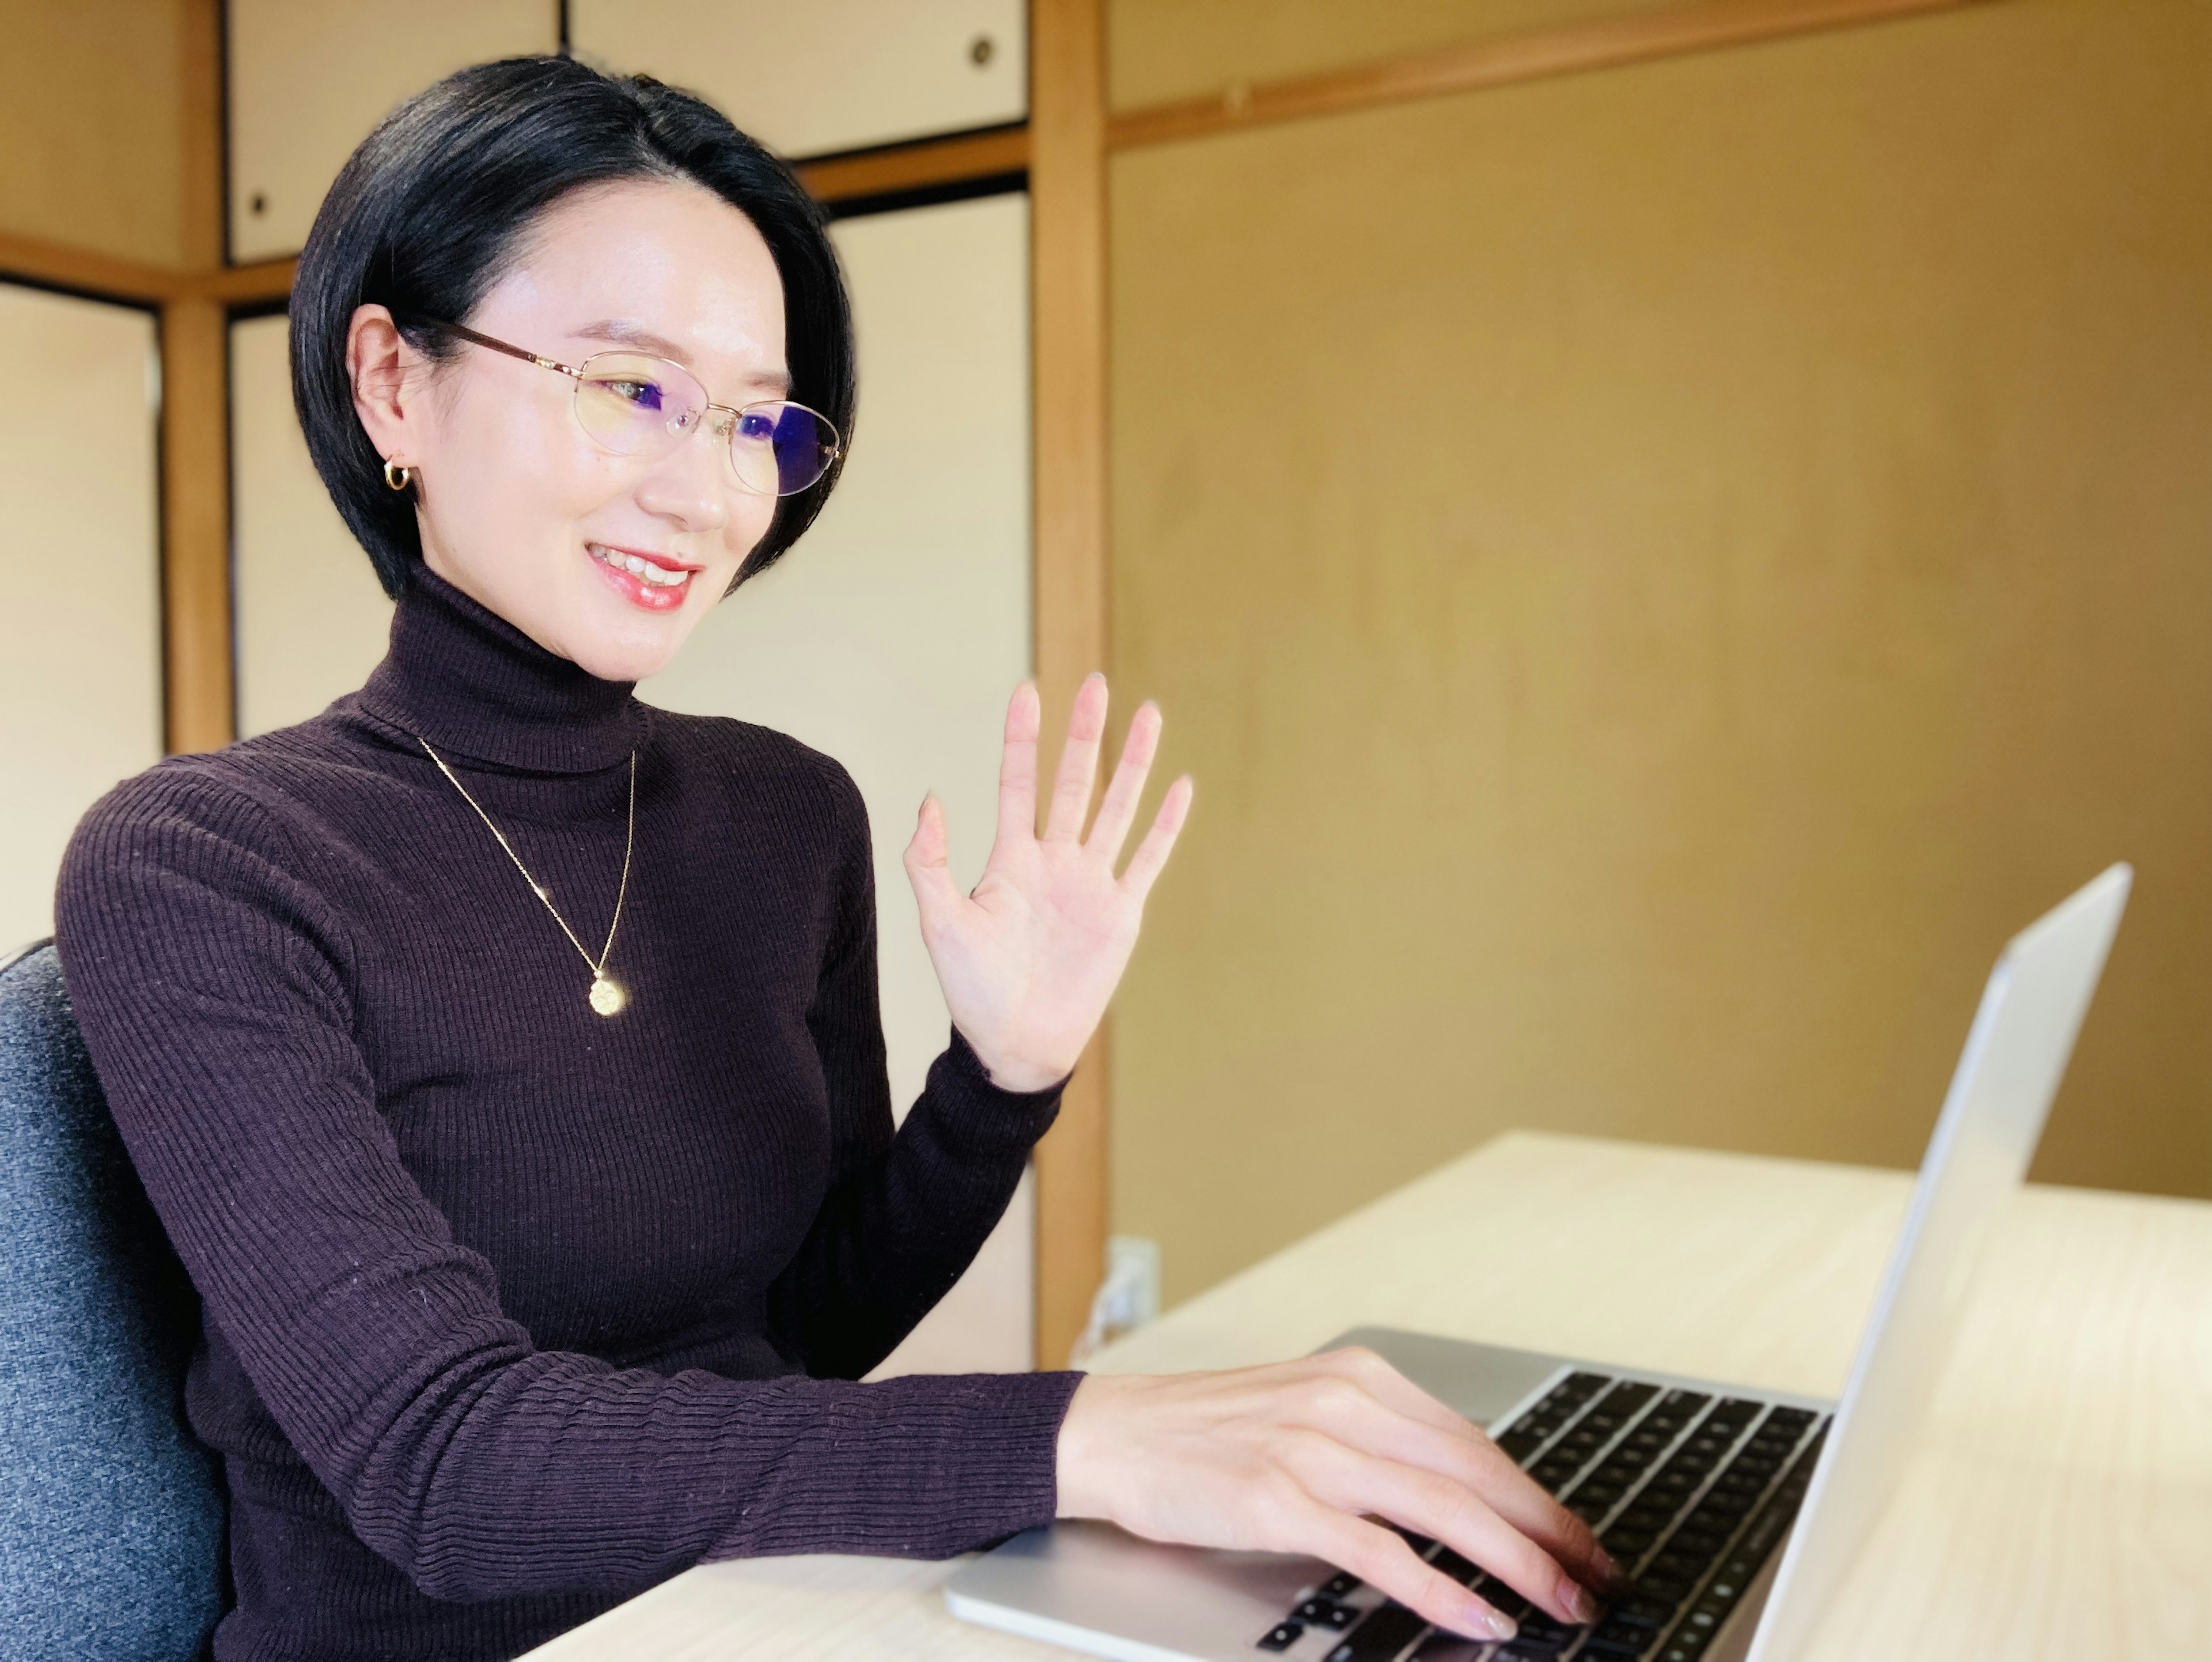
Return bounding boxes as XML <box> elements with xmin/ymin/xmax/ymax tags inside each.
<box><xmin>56</xmin><ymin>58</ymin><xmax>1615</xmax><ymax>1661</ymax></box>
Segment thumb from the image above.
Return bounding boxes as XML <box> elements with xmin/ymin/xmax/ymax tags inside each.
<box><xmin>903</xmin><ymin>793</ymin><xmax>963</xmax><ymax>925</ymax></box>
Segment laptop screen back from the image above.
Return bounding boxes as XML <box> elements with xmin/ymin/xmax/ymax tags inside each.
<box><xmin>1746</xmin><ymin>864</ymin><xmax>2131</xmax><ymax>1662</ymax></box>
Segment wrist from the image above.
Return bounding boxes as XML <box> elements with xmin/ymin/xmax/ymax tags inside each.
<box><xmin>1055</xmin><ymin>1373</ymin><xmax>1128</xmax><ymax>1520</ymax></box>
<box><xmin>956</xmin><ymin>1026</ymin><xmax>1075</xmax><ymax>1095</ymax></box>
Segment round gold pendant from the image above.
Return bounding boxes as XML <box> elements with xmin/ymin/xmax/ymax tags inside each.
<box><xmin>588</xmin><ymin>974</ymin><xmax>626</xmax><ymax>1017</ymax></box>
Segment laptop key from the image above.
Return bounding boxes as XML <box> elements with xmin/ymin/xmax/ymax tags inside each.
<box><xmin>1594</xmin><ymin>1610</ymin><xmax>1661</xmax><ymax>1643</ymax></box>
<box><xmin>1294</xmin><ymin>1597</ymin><xmax>1358</xmax><ymax>1629</ymax></box>
<box><xmin>1321</xmin><ymin>1572</ymin><xmax>1363</xmax><ymax>1600</ymax></box>
<box><xmin>1513</xmin><ymin>1611</ymin><xmax>1575</xmax><ymax>1648</ymax></box>
<box><xmin>1257</xmin><ymin>1619</ymin><xmax>1305</xmax><ymax>1652</ymax></box>
<box><xmin>1325</xmin><ymin>1602</ymin><xmax>1431</xmax><ymax>1662</ymax></box>
<box><xmin>1407</xmin><ymin>1636</ymin><xmax>1490</xmax><ymax>1661</ymax></box>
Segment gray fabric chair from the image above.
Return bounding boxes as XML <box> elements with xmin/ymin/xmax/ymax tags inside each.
<box><xmin>0</xmin><ymin>938</ymin><xmax>224</xmax><ymax>1660</ymax></box>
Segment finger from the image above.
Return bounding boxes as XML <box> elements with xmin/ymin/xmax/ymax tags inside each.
<box><xmin>1117</xmin><ymin>775</ymin><xmax>1194</xmax><ymax>900</ymax></box>
<box><xmin>1085</xmin><ymin>701</ymin><xmax>1162</xmax><ymax>864</ymax></box>
<box><xmin>1288</xmin><ymin>1440</ymin><xmax>1596</xmax><ymax>1629</ymax></box>
<box><xmin>902</xmin><ymin>794</ymin><xmax>964</xmax><ymax>933</ymax></box>
<box><xmin>1291</xmin><ymin>1363</ymin><xmax>1610</xmax><ymax>1611</ymax></box>
<box><xmin>1042</xmin><ymin>672</ymin><xmax>1109</xmax><ymax>843</ymax></box>
<box><xmin>1289</xmin><ymin>1502</ymin><xmax>1518</xmax><ymax>1644</ymax></box>
<box><xmin>994</xmin><ymin>682</ymin><xmax>1043</xmax><ymax>849</ymax></box>
<box><xmin>1313</xmin><ymin>1350</ymin><xmax>1619</xmax><ymax>1593</ymax></box>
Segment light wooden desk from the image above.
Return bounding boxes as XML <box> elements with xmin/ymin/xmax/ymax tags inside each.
<box><xmin>524</xmin><ymin>1133</ymin><xmax>2212</xmax><ymax>1661</ymax></box>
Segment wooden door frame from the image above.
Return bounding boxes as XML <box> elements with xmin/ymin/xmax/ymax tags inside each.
<box><xmin>1028</xmin><ymin>0</ymin><xmax>1111</xmax><ymax>1370</ymax></box>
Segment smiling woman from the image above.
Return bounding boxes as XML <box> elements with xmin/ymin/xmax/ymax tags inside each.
<box><xmin>50</xmin><ymin>53</ymin><xmax>1597</xmax><ymax>1662</ymax></box>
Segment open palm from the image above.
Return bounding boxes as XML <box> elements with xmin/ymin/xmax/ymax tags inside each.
<box><xmin>903</xmin><ymin>674</ymin><xmax>1193</xmax><ymax>1093</ymax></box>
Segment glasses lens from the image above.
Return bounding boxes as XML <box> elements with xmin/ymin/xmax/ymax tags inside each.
<box><xmin>729</xmin><ymin>402</ymin><xmax>840</xmax><ymax>496</ymax></box>
<box><xmin>573</xmin><ymin>354</ymin><xmax>707</xmax><ymax>456</ymax></box>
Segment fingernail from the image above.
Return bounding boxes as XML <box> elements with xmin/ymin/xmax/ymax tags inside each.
<box><xmin>1563</xmin><ymin>1581</ymin><xmax>1600</xmax><ymax>1625</ymax></box>
<box><xmin>1472</xmin><ymin>1603</ymin><xmax>1517</xmax><ymax>1642</ymax></box>
<box><xmin>1591</xmin><ymin>1547</ymin><xmax>1633</xmax><ymax>1593</ymax></box>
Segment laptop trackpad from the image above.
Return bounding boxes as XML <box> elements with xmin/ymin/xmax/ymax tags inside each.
<box><xmin>1319</xmin><ymin>1327</ymin><xmax>1571</xmax><ymax>1431</ymax></box>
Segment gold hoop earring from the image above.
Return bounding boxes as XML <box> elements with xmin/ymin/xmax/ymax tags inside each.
<box><xmin>383</xmin><ymin>459</ymin><xmax>412</xmax><ymax>491</ymax></box>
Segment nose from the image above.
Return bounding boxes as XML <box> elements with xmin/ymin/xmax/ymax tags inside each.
<box><xmin>631</xmin><ymin>415</ymin><xmax>730</xmax><ymax>535</ymax></box>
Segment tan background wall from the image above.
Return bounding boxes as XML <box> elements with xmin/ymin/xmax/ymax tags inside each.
<box><xmin>1107</xmin><ymin>0</ymin><xmax>2212</xmax><ymax>1304</ymax></box>
<box><xmin>1108</xmin><ymin>0</ymin><xmax>1679</xmax><ymax>109</ymax></box>
<box><xmin>0</xmin><ymin>0</ymin><xmax>187</xmax><ymax>265</ymax></box>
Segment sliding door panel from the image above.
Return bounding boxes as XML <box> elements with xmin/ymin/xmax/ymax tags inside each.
<box><xmin>229</xmin><ymin>313</ymin><xmax>395</xmax><ymax>738</ymax></box>
<box><xmin>228</xmin><ymin>0</ymin><xmax>558</xmax><ymax>261</ymax></box>
<box><xmin>570</xmin><ymin>0</ymin><xmax>1025</xmax><ymax>158</ymax></box>
<box><xmin>0</xmin><ymin>285</ymin><xmax>161</xmax><ymax>948</ymax></box>
<box><xmin>645</xmin><ymin>192</ymin><xmax>1035</xmax><ymax>1373</ymax></box>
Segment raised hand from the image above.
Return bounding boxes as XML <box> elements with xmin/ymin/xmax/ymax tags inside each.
<box><xmin>903</xmin><ymin>673</ymin><xmax>1193</xmax><ymax>1093</ymax></box>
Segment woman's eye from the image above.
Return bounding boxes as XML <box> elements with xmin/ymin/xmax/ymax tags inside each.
<box><xmin>736</xmin><ymin>411</ymin><xmax>778</xmax><ymax>442</ymax></box>
<box><xmin>604</xmin><ymin>378</ymin><xmax>664</xmax><ymax>411</ymax></box>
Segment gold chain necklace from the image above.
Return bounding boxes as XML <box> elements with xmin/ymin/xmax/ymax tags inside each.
<box><xmin>418</xmin><ymin>737</ymin><xmax>637</xmax><ymax>1017</ymax></box>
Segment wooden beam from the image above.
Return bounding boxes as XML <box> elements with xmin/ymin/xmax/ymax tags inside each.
<box><xmin>190</xmin><ymin>258</ymin><xmax>297</xmax><ymax>306</ymax></box>
<box><xmin>160</xmin><ymin>0</ymin><xmax>235</xmax><ymax>756</ymax></box>
<box><xmin>159</xmin><ymin>297</ymin><xmax>235</xmax><ymax>754</ymax></box>
<box><xmin>1029</xmin><ymin>0</ymin><xmax>1112</xmax><ymax>1371</ymax></box>
<box><xmin>0</xmin><ymin>230</ymin><xmax>176</xmax><ymax>304</ymax></box>
<box><xmin>796</xmin><ymin>124</ymin><xmax>1029</xmax><ymax>208</ymax></box>
<box><xmin>1108</xmin><ymin>0</ymin><xmax>1988</xmax><ymax>150</ymax></box>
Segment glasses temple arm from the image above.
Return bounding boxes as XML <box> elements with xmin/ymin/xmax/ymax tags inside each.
<box><xmin>403</xmin><ymin>315</ymin><xmax>581</xmax><ymax>379</ymax></box>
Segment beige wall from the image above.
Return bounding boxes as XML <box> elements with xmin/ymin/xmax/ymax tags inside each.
<box><xmin>0</xmin><ymin>0</ymin><xmax>187</xmax><ymax>265</ymax></box>
<box><xmin>1108</xmin><ymin>0</ymin><xmax>2212</xmax><ymax>1304</ymax></box>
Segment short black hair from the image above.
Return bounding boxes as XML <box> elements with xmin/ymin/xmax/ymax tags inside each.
<box><xmin>291</xmin><ymin>55</ymin><xmax>854</xmax><ymax>598</ymax></box>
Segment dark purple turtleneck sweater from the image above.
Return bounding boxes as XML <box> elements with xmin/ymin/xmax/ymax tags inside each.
<box><xmin>54</xmin><ymin>562</ymin><xmax>1082</xmax><ymax>1662</ymax></box>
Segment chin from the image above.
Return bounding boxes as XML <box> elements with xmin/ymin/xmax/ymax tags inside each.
<box><xmin>562</xmin><ymin>593</ymin><xmax>717</xmax><ymax>686</ymax></box>
<box><xmin>566</xmin><ymin>616</ymin><xmax>694</xmax><ymax>683</ymax></box>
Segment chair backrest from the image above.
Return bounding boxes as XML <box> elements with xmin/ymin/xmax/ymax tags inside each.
<box><xmin>0</xmin><ymin>940</ymin><xmax>225</xmax><ymax>1661</ymax></box>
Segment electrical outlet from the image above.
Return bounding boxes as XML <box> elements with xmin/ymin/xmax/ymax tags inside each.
<box><xmin>1069</xmin><ymin>1236</ymin><xmax>1163</xmax><ymax>1365</ymax></box>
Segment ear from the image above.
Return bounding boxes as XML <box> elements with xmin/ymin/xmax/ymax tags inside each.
<box><xmin>347</xmin><ymin>304</ymin><xmax>426</xmax><ymax>467</ymax></box>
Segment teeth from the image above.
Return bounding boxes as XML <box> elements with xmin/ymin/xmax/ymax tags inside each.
<box><xmin>592</xmin><ymin>545</ymin><xmax>690</xmax><ymax>588</ymax></box>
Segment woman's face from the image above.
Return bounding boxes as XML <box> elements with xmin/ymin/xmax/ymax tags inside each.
<box><xmin>349</xmin><ymin>178</ymin><xmax>791</xmax><ymax>682</ymax></box>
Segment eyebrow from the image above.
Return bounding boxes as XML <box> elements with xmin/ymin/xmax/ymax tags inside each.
<box><xmin>572</xmin><ymin>318</ymin><xmax>793</xmax><ymax>396</ymax></box>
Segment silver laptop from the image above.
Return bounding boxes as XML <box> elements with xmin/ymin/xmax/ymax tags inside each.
<box><xmin>947</xmin><ymin>864</ymin><xmax>2131</xmax><ymax>1662</ymax></box>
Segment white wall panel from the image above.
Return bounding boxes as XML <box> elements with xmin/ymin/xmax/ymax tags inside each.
<box><xmin>570</xmin><ymin>0</ymin><xmax>1025</xmax><ymax>160</ymax></box>
<box><xmin>643</xmin><ymin>193</ymin><xmax>1034</xmax><ymax>1373</ymax></box>
<box><xmin>228</xmin><ymin>0</ymin><xmax>558</xmax><ymax>262</ymax></box>
<box><xmin>0</xmin><ymin>285</ymin><xmax>161</xmax><ymax>951</ymax></box>
<box><xmin>230</xmin><ymin>314</ymin><xmax>395</xmax><ymax>737</ymax></box>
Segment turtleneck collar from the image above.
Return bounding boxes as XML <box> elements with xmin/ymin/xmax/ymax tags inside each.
<box><xmin>357</xmin><ymin>561</ymin><xmax>650</xmax><ymax>774</ymax></box>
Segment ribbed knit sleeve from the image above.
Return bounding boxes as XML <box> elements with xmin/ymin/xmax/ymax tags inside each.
<box><xmin>55</xmin><ymin>766</ymin><xmax>1081</xmax><ymax>1604</ymax></box>
<box><xmin>770</xmin><ymin>764</ymin><xmax>1066</xmax><ymax>1380</ymax></box>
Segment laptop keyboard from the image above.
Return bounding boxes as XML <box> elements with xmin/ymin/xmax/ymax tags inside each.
<box><xmin>1254</xmin><ymin>1371</ymin><xmax>1832</xmax><ymax>1662</ymax></box>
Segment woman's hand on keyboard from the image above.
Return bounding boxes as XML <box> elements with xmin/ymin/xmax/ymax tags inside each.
<box><xmin>1055</xmin><ymin>1346</ymin><xmax>1622</xmax><ymax>1643</ymax></box>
